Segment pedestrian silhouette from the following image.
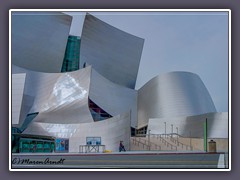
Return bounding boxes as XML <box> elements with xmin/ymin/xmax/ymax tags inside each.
<box><xmin>119</xmin><ymin>140</ymin><xmax>126</xmax><ymax>152</ymax></box>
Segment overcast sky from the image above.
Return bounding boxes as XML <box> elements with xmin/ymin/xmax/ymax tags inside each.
<box><xmin>65</xmin><ymin>11</ymin><xmax>229</xmax><ymax>112</ymax></box>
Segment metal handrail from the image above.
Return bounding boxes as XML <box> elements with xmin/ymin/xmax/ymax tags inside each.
<box><xmin>132</xmin><ymin>137</ymin><xmax>161</xmax><ymax>150</ymax></box>
<box><xmin>150</xmin><ymin>134</ymin><xmax>192</xmax><ymax>151</ymax></box>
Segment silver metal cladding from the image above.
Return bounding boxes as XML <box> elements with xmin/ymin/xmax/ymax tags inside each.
<box><xmin>89</xmin><ymin>68</ymin><xmax>138</xmax><ymax>128</ymax></box>
<box><xmin>80</xmin><ymin>13</ymin><xmax>144</xmax><ymax>89</ymax></box>
<box><xmin>23</xmin><ymin>112</ymin><xmax>131</xmax><ymax>152</ymax></box>
<box><xmin>13</xmin><ymin>66</ymin><xmax>93</xmax><ymax>125</ymax></box>
<box><xmin>12</xmin><ymin>12</ymin><xmax>72</xmax><ymax>72</ymax></box>
<box><xmin>12</xmin><ymin>74</ymin><xmax>26</xmax><ymax>125</ymax></box>
<box><xmin>137</xmin><ymin>72</ymin><xmax>217</xmax><ymax>129</ymax></box>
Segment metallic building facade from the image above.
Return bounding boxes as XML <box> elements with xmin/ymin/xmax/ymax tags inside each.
<box><xmin>137</xmin><ymin>72</ymin><xmax>217</xmax><ymax>128</ymax></box>
<box><xmin>23</xmin><ymin>66</ymin><xmax>93</xmax><ymax>124</ymax></box>
<box><xmin>89</xmin><ymin>68</ymin><xmax>138</xmax><ymax>127</ymax></box>
<box><xmin>11</xmin><ymin>12</ymin><xmax>228</xmax><ymax>153</ymax></box>
<box><xmin>12</xmin><ymin>12</ymin><xmax>72</xmax><ymax>73</ymax></box>
<box><xmin>12</xmin><ymin>65</ymin><xmax>93</xmax><ymax>126</ymax></box>
<box><xmin>24</xmin><ymin>111</ymin><xmax>131</xmax><ymax>152</ymax></box>
<box><xmin>12</xmin><ymin>74</ymin><xmax>26</xmax><ymax>125</ymax></box>
<box><xmin>80</xmin><ymin>13</ymin><xmax>144</xmax><ymax>89</ymax></box>
<box><xmin>13</xmin><ymin>65</ymin><xmax>132</xmax><ymax>152</ymax></box>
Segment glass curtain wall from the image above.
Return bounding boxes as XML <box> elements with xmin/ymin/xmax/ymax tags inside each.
<box><xmin>61</xmin><ymin>35</ymin><xmax>80</xmax><ymax>72</ymax></box>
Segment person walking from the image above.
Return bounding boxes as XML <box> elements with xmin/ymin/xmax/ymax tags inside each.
<box><xmin>119</xmin><ymin>140</ymin><xmax>126</xmax><ymax>152</ymax></box>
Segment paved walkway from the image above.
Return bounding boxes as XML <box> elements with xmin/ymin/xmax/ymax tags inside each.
<box><xmin>11</xmin><ymin>151</ymin><xmax>228</xmax><ymax>169</ymax></box>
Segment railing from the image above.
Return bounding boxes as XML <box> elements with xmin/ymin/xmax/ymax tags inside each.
<box><xmin>148</xmin><ymin>134</ymin><xmax>177</xmax><ymax>150</ymax></box>
<box><xmin>131</xmin><ymin>137</ymin><xmax>161</xmax><ymax>150</ymax></box>
<box><xmin>79</xmin><ymin>145</ymin><xmax>105</xmax><ymax>153</ymax></box>
<box><xmin>132</xmin><ymin>132</ymin><xmax>195</xmax><ymax>151</ymax></box>
<box><xmin>150</xmin><ymin>134</ymin><xmax>193</xmax><ymax>151</ymax></box>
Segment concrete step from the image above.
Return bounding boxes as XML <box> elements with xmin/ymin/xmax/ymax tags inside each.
<box><xmin>130</xmin><ymin>137</ymin><xmax>192</xmax><ymax>151</ymax></box>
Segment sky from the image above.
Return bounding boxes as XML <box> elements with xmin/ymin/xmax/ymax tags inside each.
<box><xmin>65</xmin><ymin>11</ymin><xmax>229</xmax><ymax>112</ymax></box>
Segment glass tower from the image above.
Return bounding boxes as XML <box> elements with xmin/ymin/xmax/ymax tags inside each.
<box><xmin>61</xmin><ymin>35</ymin><xmax>81</xmax><ymax>72</ymax></box>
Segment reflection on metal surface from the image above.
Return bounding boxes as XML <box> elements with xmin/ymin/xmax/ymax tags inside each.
<box><xmin>11</xmin><ymin>13</ymin><xmax>228</xmax><ymax>154</ymax></box>
<box><xmin>13</xmin><ymin>65</ymin><xmax>93</xmax><ymax>124</ymax></box>
<box><xmin>42</xmin><ymin>73</ymin><xmax>87</xmax><ymax>111</ymax></box>
<box><xmin>138</xmin><ymin>72</ymin><xmax>217</xmax><ymax>128</ymax></box>
<box><xmin>90</xmin><ymin>68</ymin><xmax>138</xmax><ymax>127</ymax></box>
<box><xmin>80</xmin><ymin>13</ymin><xmax>144</xmax><ymax>89</ymax></box>
<box><xmin>24</xmin><ymin>112</ymin><xmax>131</xmax><ymax>152</ymax></box>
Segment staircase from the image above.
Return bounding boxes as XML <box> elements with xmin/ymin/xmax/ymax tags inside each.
<box><xmin>130</xmin><ymin>134</ymin><xmax>193</xmax><ymax>151</ymax></box>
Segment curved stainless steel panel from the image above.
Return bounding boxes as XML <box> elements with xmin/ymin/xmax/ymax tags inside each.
<box><xmin>13</xmin><ymin>65</ymin><xmax>93</xmax><ymax>124</ymax></box>
<box><xmin>148</xmin><ymin>112</ymin><xmax>228</xmax><ymax>138</ymax></box>
<box><xmin>89</xmin><ymin>68</ymin><xmax>138</xmax><ymax>127</ymax></box>
<box><xmin>23</xmin><ymin>112</ymin><xmax>131</xmax><ymax>152</ymax></box>
<box><xmin>138</xmin><ymin>72</ymin><xmax>217</xmax><ymax>128</ymax></box>
<box><xmin>12</xmin><ymin>12</ymin><xmax>72</xmax><ymax>72</ymax></box>
<box><xmin>12</xmin><ymin>74</ymin><xmax>26</xmax><ymax>125</ymax></box>
<box><xmin>80</xmin><ymin>13</ymin><xmax>144</xmax><ymax>89</ymax></box>
<box><xmin>12</xmin><ymin>65</ymin><xmax>36</xmax><ymax>127</ymax></box>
